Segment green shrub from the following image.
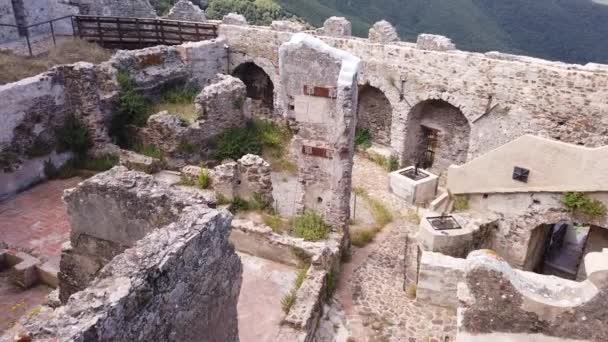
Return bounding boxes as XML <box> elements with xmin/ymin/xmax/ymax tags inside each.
<box><xmin>178</xmin><ymin>174</ymin><xmax>196</xmax><ymax>186</ymax></box>
<box><xmin>213</xmin><ymin>125</ymin><xmax>262</xmax><ymax>160</ymax></box>
<box><xmin>355</xmin><ymin>128</ymin><xmax>372</xmax><ymax>150</ymax></box>
<box><xmin>293</xmin><ymin>211</ymin><xmax>329</xmax><ymax>241</ymax></box>
<box><xmin>110</xmin><ymin>71</ymin><xmax>151</xmax><ymax>147</ymax></box>
<box><xmin>233</xmin><ymin>96</ymin><xmax>245</xmax><ymax>110</ymax></box>
<box><xmin>216</xmin><ymin>193</ymin><xmax>231</xmax><ymax>205</ymax></box>
<box><xmin>562</xmin><ymin>192</ymin><xmax>607</xmax><ymax>218</ymax></box>
<box><xmin>27</xmin><ymin>136</ymin><xmax>53</xmax><ymax>157</ymax></box>
<box><xmin>453</xmin><ymin>195</ymin><xmax>470</xmax><ymax>212</ymax></box>
<box><xmin>56</xmin><ymin>114</ymin><xmax>92</xmax><ymax>159</ymax></box>
<box><xmin>368</xmin><ymin>152</ymin><xmax>399</xmax><ymax>172</ymax></box>
<box><xmin>136</xmin><ymin>144</ymin><xmax>164</xmax><ymax>160</ymax></box>
<box><xmin>197</xmin><ymin>168</ymin><xmax>211</xmax><ymax>189</ymax></box>
<box><xmin>281</xmin><ymin>264</ymin><xmax>310</xmax><ymax>314</ymax></box>
<box><xmin>43</xmin><ymin>159</ymin><xmax>58</xmax><ymax>179</ymax></box>
<box><xmin>161</xmin><ymin>85</ymin><xmax>200</xmax><ymax>104</ymax></box>
<box><xmin>351</xmin><ymin>227</ymin><xmax>379</xmax><ymax>247</ymax></box>
<box><xmin>81</xmin><ymin>154</ymin><xmax>119</xmax><ymax>171</ymax></box>
<box><xmin>177</xmin><ymin>139</ymin><xmax>198</xmax><ymax>154</ymax></box>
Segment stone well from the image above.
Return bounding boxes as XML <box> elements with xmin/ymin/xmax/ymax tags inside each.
<box><xmin>389</xmin><ymin>166</ymin><xmax>438</xmax><ymax>205</ymax></box>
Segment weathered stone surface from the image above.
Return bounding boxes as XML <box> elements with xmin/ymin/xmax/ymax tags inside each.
<box><xmin>416</xmin><ymin>33</ymin><xmax>456</xmax><ymax>51</ymax></box>
<box><xmin>65</xmin><ymin>0</ymin><xmax>156</xmax><ymax>17</ymax></box>
<box><xmin>279</xmin><ymin>33</ymin><xmax>360</xmax><ymax>230</ymax></box>
<box><xmin>118</xmin><ymin>149</ymin><xmax>163</xmax><ymax>174</ymax></box>
<box><xmin>458</xmin><ymin>249</ymin><xmax>608</xmax><ymax>341</ymax></box>
<box><xmin>165</xmin><ymin>0</ymin><xmax>206</xmax><ymax>22</ymax></box>
<box><xmin>0</xmin><ymin>0</ymin><xmax>19</xmax><ymax>42</ymax></box>
<box><xmin>236</xmin><ymin>154</ymin><xmax>273</xmax><ymax>205</ymax></box>
<box><xmin>6</xmin><ymin>184</ymin><xmax>242</xmax><ymax>341</ymax></box>
<box><xmin>368</xmin><ymin>20</ymin><xmax>399</xmax><ymax>43</ymax></box>
<box><xmin>194</xmin><ymin>74</ymin><xmax>248</xmax><ymax>141</ymax></box>
<box><xmin>416</xmin><ymin>251</ymin><xmax>465</xmax><ymax>309</ymax></box>
<box><xmin>323</xmin><ymin>16</ymin><xmax>352</xmax><ymax>37</ymax></box>
<box><xmin>139</xmin><ymin>111</ymin><xmax>190</xmax><ymax>155</ymax></box>
<box><xmin>271</xmin><ymin>20</ymin><xmax>305</xmax><ymax>33</ymax></box>
<box><xmin>59</xmin><ymin>166</ymin><xmax>212</xmax><ymax>302</ymax></box>
<box><xmin>176</xmin><ymin>38</ymin><xmax>228</xmax><ymax>87</ymax></box>
<box><xmin>223</xmin><ymin>12</ymin><xmax>247</xmax><ymax>26</ymax></box>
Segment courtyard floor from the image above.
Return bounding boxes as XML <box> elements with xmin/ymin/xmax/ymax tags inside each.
<box><xmin>237</xmin><ymin>252</ymin><xmax>297</xmax><ymax>341</ymax></box>
<box><xmin>317</xmin><ymin>155</ymin><xmax>457</xmax><ymax>342</ymax></box>
<box><xmin>0</xmin><ymin>177</ymin><xmax>81</xmax><ymax>334</ymax></box>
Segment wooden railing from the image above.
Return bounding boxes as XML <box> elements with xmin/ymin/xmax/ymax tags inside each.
<box><xmin>73</xmin><ymin>15</ymin><xmax>218</xmax><ymax>49</ymax></box>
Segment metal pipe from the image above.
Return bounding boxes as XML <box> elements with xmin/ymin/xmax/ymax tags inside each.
<box><xmin>50</xmin><ymin>21</ymin><xmax>56</xmax><ymax>46</ymax></box>
<box><xmin>24</xmin><ymin>28</ymin><xmax>32</xmax><ymax>56</ymax></box>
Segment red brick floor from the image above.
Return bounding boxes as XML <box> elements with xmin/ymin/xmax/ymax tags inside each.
<box><xmin>0</xmin><ymin>178</ymin><xmax>82</xmax><ymax>268</ymax></box>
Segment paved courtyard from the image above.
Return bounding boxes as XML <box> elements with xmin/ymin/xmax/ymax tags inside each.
<box><xmin>0</xmin><ymin>178</ymin><xmax>81</xmax><ymax>268</ymax></box>
<box><xmin>318</xmin><ymin>155</ymin><xmax>457</xmax><ymax>341</ymax></box>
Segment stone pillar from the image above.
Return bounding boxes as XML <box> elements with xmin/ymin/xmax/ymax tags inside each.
<box><xmin>368</xmin><ymin>20</ymin><xmax>399</xmax><ymax>43</ymax></box>
<box><xmin>223</xmin><ymin>12</ymin><xmax>248</xmax><ymax>26</ymax></box>
<box><xmin>58</xmin><ymin>62</ymin><xmax>111</xmax><ymax>146</ymax></box>
<box><xmin>279</xmin><ymin>33</ymin><xmax>360</xmax><ymax>231</ymax></box>
<box><xmin>165</xmin><ymin>0</ymin><xmax>207</xmax><ymax>22</ymax></box>
<box><xmin>323</xmin><ymin>16</ymin><xmax>352</xmax><ymax>37</ymax></box>
<box><xmin>416</xmin><ymin>33</ymin><xmax>456</xmax><ymax>51</ymax></box>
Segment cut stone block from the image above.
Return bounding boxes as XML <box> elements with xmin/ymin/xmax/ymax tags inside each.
<box><xmin>389</xmin><ymin>166</ymin><xmax>438</xmax><ymax>205</ymax></box>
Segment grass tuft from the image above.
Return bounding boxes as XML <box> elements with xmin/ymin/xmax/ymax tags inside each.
<box><xmin>293</xmin><ymin>211</ymin><xmax>330</xmax><ymax>241</ymax></box>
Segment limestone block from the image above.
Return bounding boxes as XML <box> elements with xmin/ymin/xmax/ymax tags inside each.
<box><xmin>36</xmin><ymin>262</ymin><xmax>59</xmax><ymax>288</ymax></box>
<box><xmin>11</xmin><ymin>254</ymin><xmax>40</xmax><ymax>289</ymax></box>
<box><xmin>389</xmin><ymin>166</ymin><xmax>438</xmax><ymax>205</ymax></box>
<box><xmin>368</xmin><ymin>20</ymin><xmax>399</xmax><ymax>43</ymax></box>
<box><xmin>271</xmin><ymin>20</ymin><xmax>305</xmax><ymax>33</ymax></box>
<box><xmin>236</xmin><ymin>154</ymin><xmax>273</xmax><ymax>206</ymax></box>
<box><xmin>140</xmin><ymin>111</ymin><xmax>189</xmax><ymax>155</ymax></box>
<box><xmin>416</xmin><ymin>251</ymin><xmax>465</xmax><ymax>309</ymax></box>
<box><xmin>195</xmin><ymin>74</ymin><xmax>248</xmax><ymax>140</ymax></box>
<box><xmin>181</xmin><ymin>165</ymin><xmax>203</xmax><ymax>181</ymax></box>
<box><xmin>210</xmin><ymin>161</ymin><xmax>238</xmax><ymax>200</ymax></box>
<box><xmin>323</xmin><ymin>17</ymin><xmax>352</xmax><ymax>37</ymax></box>
<box><xmin>165</xmin><ymin>0</ymin><xmax>207</xmax><ymax>22</ymax></box>
<box><xmin>416</xmin><ymin>33</ymin><xmax>456</xmax><ymax>51</ymax></box>
<box><xmin>223</xmin><ymin>13</ymin><xmax>248</xmax><ymax>26</ymax></box>
<box><xmin>119</xmin><ymin>149</ymin><xmax>163</xmax><ymax>174</ymax></box>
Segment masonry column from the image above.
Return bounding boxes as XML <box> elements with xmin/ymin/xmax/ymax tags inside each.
<box><xmin>279</xmin><ymin>33</ymin><xmax>360</xmax><ymax>233</ymax></box>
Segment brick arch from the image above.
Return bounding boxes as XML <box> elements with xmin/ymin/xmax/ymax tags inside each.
<box><xmin>411</xmin><ymin>90</ymin><xmax>477</xmax><ymax>122</ymax></box>
<box><xmin>403</xmin><ymin>99</ymin><xmax>471</xmax><ymax>174</ymax></box>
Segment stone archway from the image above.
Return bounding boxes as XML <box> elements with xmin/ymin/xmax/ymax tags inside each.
<box><xmin>356</xmin><ymin>84</ymin><xmax>393</xmax><ymax>147</ymax></box>
<box><xmin>232</xmin><ymin>62</ymin><xmax>275</xmax><ymax>117</ymax></box>
<box><xmin>403</xmin><ymin>99</ymin><xmax>470</xmax><ymax>174</ymax></box>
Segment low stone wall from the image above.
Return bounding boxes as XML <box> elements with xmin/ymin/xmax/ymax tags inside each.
<box><xmin>0</xmin><ymin>39</ymin><xmax>226</xmax><ymax>199</ymax></box>
<box><xmin>457</xmin><ymin>249</ymin><xmax>608</xmax><ymax>341</ymax></box>
<box><xmin>59</xmin><ymin>166</ymin><xmax>213</xmax><ymax>302</ymax></box>
<box><xmin>416</xmin><ymin>252</ymin><xmax>465</xmax><ymax>309</ymax></box>
<box><xmin>2</xmin><ymin>166</ymin><xmax>242</xmax><ymax>342</ymax></box>
<box><xmin>229</xmin><ymin>216</ymin><xmax>342</xmax><ymax>341</ymax></box>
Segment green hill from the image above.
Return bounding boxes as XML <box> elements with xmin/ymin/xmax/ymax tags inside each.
<box><xmin>276</xmin><ymin>0</ymin><xmax>608</xmax><ymax>64</ymax></box>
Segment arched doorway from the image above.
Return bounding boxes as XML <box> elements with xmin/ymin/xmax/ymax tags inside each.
<box><xmin>403</xmin><ymin>100</ymin><xmax>470</xmax><ymax>174</ymax></box>
<box><xmin>232</xmin><ymin>62</ymin><xmax>274</xmax><ymax>117</ymax></box>
<box><xmin>357</xmin><ymin>84</ymin><xmax>393</xmax><ymax>146</ymax></box>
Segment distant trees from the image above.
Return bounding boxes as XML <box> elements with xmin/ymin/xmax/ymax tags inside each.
<box><xmin>206</xmin><ymin>0</ymin><xmax>285</xmax><ymax>25</ymax></box>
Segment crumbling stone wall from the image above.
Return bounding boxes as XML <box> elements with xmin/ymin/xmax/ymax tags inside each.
<box><xmin>201</xmin><ymin>154</ymin><xmax>274</xmax><ymax>206</ymax></box>
<box><xmin>0</xmin><ymin>0</ymin><xmax>18</xmax><ymax>41</ymax></box>
<box><xmin>59</xmin><ymin>166</ymin><xmax>215</xmax><ymax>302</ymax></box>
<box><xmin>218</xmin><ymin>23</ymin><xmax>608</xmax><ymax>169</ymax></box>
<box><xmin>417</xmin><ymin>251</ymin><xmax>465</xmax><ymax>309</ymax></box>
<box><xmin>357</xmin><ymin>84</ymin><xmax>393</xmax><ymax>146</ymax></box>
<box><xmin>279</xmin><ymin>33</ymin><xmax>360</xmax><ymax>230</ymax></box>
<box><xmin>65</xmin><ymin>0</ymin><xmax>156</xmax><ymax>17</ymax></box>
<box><xmin>3</xmin><ymin>168</ymin><xmax>242</xmax><ymax>342</ymax></box>
<box><xmin>194</xmin><ymin>74</ymin><xmax>249</xmax><ymax>141</ymax></box>
<box><xmin>164</xmin><ymin>0</ymin><xmax>206</xmax><ymax>22</ymax></box>
<box><xmin>458</xmin><ymin>249</ymin><xmax>608</xmax><ymax>341</ymax></box>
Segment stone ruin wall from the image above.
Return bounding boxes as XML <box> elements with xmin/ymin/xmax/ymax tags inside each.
<box><xmin>219</xmin><ymin>23</ymin><xmax>608</xmax><ymax>166</ymax></box>
<box><xmin>415</xmin><ymin>249</ymin><xmax>608</xmax><ymax>341</ymax></box>
<box><xmin>279</xmin><ymin>33</ymin><xmax>360</xmax><ymax>231</ymax></box>
<box><xmin>0</xmin><ymin>38</ymin><xmax>227</xmax><ymax>200</ymax></box>
<box><xmin>1</xmin><ymin>166</ymin><xmax>242</xmax><ymax>342</ymax></box>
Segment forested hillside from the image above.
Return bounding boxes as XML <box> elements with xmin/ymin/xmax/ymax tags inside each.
<box><xmin>152</xmin><ymin>0</ymin><xmax>608</xmax><ymax>64</ymax></box>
